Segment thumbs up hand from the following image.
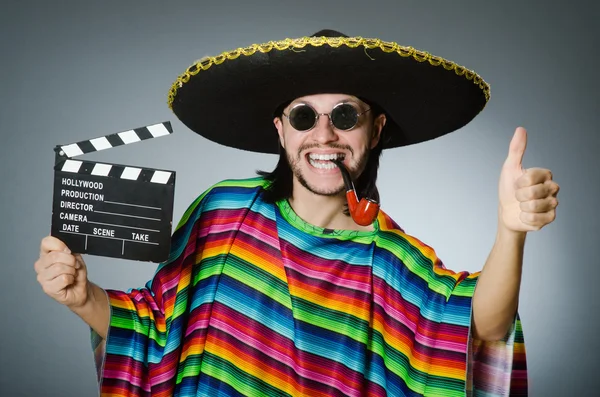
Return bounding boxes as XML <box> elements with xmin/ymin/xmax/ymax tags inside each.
<box><xmin>498</xmin><ymin>127</ymin><xmax>559</xmax><ymax>233</ymax></box>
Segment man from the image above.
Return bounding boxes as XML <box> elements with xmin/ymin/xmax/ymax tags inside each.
<box><xmin>35</xmin><ymin>30</ymin><xmax>558</xmax><ymax>396</ymax></box>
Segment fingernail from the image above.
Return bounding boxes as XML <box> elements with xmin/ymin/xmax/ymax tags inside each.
<box><xmin>63</xmin><ymin>247</ymin><xmax>71</xmax><ymax>254</ymax></box>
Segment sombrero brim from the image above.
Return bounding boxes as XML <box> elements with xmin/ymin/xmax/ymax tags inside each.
<box><xmin>168</xmin><ymin>34</ymin><xmax>490</xmax><ymax>154</ymax></box>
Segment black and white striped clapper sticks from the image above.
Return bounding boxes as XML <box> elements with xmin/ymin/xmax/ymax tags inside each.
<box><xmin>51</xmin><ymin>121</ymin><xmax>176</xmax><ymax>263</ymax></box>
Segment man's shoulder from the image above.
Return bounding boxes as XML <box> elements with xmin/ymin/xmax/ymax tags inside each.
<box><xmin>377</xmin><ymin>210</ymin><xmax>445</xmax><ymax>267</ymax></box>
<box><xmin>175</xmin><ymin>177</ymin><xmax>270</xmax><ymax>231</ymax></box>
<box><xmin>203</xmin><ymin>176</ymin><xmax>270</xmax><ymax>201</ymax></box>
<box><xmin>377</xmin><ymin>210</ymin><xmax>433</xmax><ymax>254</ymax></box>
<box><xmin>377</xmin><ymin>209</ymin><xmax>406</xmax><ymax>237</ymax></box>
<box><xmin>208</xmin><ymin>176</ymin><xmax>271</xmax><ymax>191</ymax></box>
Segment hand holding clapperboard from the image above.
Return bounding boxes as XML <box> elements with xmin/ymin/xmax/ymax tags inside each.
<box><xmin>51</xmin><ymin>122</ymin><xmax>176</xmax><ymax>262</ymax></box>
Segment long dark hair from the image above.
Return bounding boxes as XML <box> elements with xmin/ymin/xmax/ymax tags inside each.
<box><xmin>256</xmin><ymin>99</ymin><xmax>388</xmax><ymax>214</ymax></box>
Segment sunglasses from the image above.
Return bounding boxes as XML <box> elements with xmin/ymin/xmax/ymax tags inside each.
<box><xmin>282</xmin><ymin>102</ymin><xmax>371</xmax><ymax>132</ymax></box>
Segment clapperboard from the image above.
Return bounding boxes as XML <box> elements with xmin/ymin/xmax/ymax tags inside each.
<box><xmin>51</xmin><ymin>122</ymin><xmax>176</xmax><ymax>262</ymax></box>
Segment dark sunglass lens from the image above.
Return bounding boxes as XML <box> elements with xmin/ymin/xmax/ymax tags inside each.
<box><xmin>289</xmin><ymin>105</ymin><xmax>316</xmax><ymax>131</ymax></box>
<box><xmin>331</xmin><ymin>104</ymin><xmax>359</xmax><ymax>130</ymax></box>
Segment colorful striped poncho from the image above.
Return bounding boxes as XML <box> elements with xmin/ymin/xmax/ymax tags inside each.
<box><xmin>91</xmin><ymin>177</ymin><xmax>528</xmax><ymax>396</ymax></box>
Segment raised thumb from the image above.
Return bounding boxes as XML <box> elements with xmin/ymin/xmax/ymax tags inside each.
<box><xmin>505</xmin><ymin>127</ymin><xmax>527</xmax><ymax>168</ymax></box>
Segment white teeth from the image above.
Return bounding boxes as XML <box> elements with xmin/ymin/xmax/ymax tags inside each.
<box><xmin>308</xmin><ymin>153</ymin><xmax>345</xmax><ymax>160</ymax></box>
<box><xmin>309</xmin><ymin>159</ymin><xmax>337</xmax><ymax>169</ymax></box>
<box><xmin>307</xmin><ymin>153</ymin><xmax>345</xmax><ymax>169</ymax></box>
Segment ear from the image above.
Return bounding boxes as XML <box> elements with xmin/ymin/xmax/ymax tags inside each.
<box><xmin>370</xmin><ymin>114</ymin><xmax>386</xmax><ymax>149</ymax></box>
<box><xmin>273</xmin><ymin>117</ymin><xmax>285</xmax><ymax>149</ymax></box>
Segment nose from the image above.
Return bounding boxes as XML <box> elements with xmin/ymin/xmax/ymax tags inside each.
<box><xmin>311</xmin><ymin>114</ymin><xmax>338</xmax><ymax>144</ymax></box>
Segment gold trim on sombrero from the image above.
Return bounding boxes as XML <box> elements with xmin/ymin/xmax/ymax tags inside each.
<box><xmin>167</xmin><ymin>36</ymin><xmax>490</xmax><ymax>109</ymax></box>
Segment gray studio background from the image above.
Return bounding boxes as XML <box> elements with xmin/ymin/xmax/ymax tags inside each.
<box><xmin>1</xmin><ymin>1</ymin><xmax>598</xmax><ymax>396</ymax></box>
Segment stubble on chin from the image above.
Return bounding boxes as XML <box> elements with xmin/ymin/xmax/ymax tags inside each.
<box><xmin>286</xmin><ymin>148</ymin><xmax>370</xmax><ymax>197</ymax></box>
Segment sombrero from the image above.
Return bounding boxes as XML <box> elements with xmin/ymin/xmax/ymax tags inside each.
<box><xmin>168</xmin><ymin>29</ymin><xmax>489</xmax><ymax>154</ymax></box>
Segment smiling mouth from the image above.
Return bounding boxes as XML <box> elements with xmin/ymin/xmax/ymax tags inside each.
<box><xmin>307</xmin><ymin>153</ymin><xmax>346</xmax><ymax>170</ymax></box>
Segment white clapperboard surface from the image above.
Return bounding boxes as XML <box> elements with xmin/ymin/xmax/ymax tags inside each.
<box><xmin>51</xmin><ymin>122</ymin><xmax>176</xmax><ymax>263</ymax></box>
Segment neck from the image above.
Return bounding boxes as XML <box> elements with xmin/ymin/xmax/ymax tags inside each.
<box><xmin>288</xmin><ymin>180</ymin><xmax>373</xmax><ymax>232</ymax></box>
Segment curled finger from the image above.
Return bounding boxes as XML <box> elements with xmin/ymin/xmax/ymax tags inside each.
<box><xmin>38</xmin><ymin>263</ymin><xmax>77</xmax><ymax>283</ymax></box>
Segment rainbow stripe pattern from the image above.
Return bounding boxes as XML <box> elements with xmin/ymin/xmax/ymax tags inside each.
<box><xmin>92</xmin><ymin>178</ymin><xmax>527</xmax><ymax>396</ymax></box>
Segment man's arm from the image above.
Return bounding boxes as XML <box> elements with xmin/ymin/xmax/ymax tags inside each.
<box><xmin>470</xmin><ymin>127</ymin><xmax>559</xmax><ymax>341</ymax></box>
<box><xmin>70</xmin><ymin>280</ymin><xmax>110</xmax><ymax>339</ymax></box>
<box><xmin>472</xmin><ymin>226</ymin><xmax>526</xmax><ymax>341</ymax></box>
